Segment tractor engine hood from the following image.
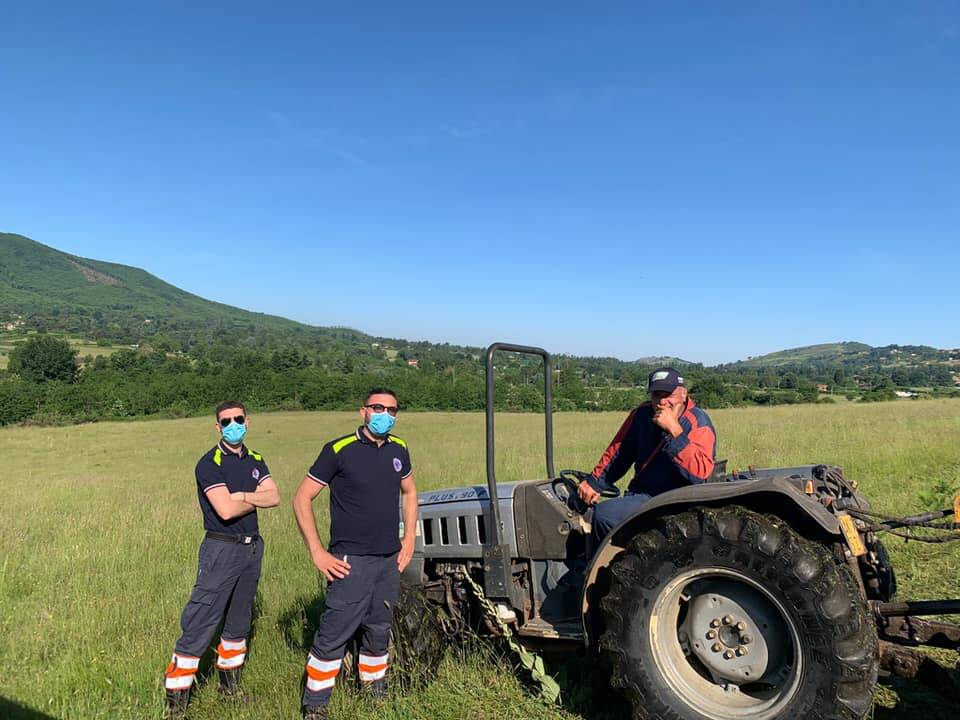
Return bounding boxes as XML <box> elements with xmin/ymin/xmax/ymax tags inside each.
<box><xmin>411</xmin><ymin>482</ymin><xmax>523</xmax><ymax>560</ymax></box>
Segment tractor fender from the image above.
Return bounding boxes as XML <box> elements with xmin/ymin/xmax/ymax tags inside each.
<box><xmin>579</xmin><ymin>476</ymin><xmax>841</xmax><ymax>643</ymax></box>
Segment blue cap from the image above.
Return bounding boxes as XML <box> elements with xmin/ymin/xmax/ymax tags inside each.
<box><xmin>648</xmin><ymin>367</ymin><xmax>684</xmax><ymax>393</ymax></box>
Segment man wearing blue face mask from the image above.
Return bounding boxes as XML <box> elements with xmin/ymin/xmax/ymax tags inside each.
<box><xmin>292</xmin><ymin>388</ymin><xmax>419</xmax><ymax>719</ymax></box>
<box><xmin>162</xmin><ymin>400</ymin><xmax>280</xmax><ymax>718</ymax></box>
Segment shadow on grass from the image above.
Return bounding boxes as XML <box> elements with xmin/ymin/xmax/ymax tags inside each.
<box><xmin>551</xmin><ymin>656</ymin><xmax>960</xmax><ymax>720</ymax></box>
<box><xmin>552</xmin><ymin>659</ymin><xmax>960</xmax><ymax>720</ymax></box>
<box><xmin>0</xmin><ymin>698</ymin><xmax>59</xmax><ymax>719</ymax></box>
<box><xmin>277</xmin><ymin>592</ymin><xmax>327</xmax><ymax>653</ymax></box>
<box><xmin>540</xmin><ymin>651</ymin><xmax>631</xmax><ymax>720</ymax></box>
<box><xmin>875</xmin><ymin>674</ymin><xmax>960</xmax><ymax>720</ymax></box>
<box><xmin>454</xmin><ymin>633</ymin><xmax>630</xmax><ymax>720</ymax></box>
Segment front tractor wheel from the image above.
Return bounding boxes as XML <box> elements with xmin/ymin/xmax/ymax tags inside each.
<box><xmin>599</xmin><ymin>508</ymin><xmax>877</xmax><ymax>720</ymax></box>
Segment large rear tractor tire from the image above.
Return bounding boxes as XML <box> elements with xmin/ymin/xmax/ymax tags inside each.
<box><xmin>599</xmin><ymin>507</ymin><xmax>877</xmax><ymax>720</ymax></box>
<box><xmin>390</xmin><ymin>582</ymin><xmax>450</xmax><ymax>691</ymax></box>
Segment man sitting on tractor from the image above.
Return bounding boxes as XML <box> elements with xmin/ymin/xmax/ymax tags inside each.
<box><xmin>578</xmin><ymin>367</ymin><xmax>717</xmax><ymax>542</ymax></box>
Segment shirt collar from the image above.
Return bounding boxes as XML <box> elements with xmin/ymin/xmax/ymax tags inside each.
<box><xmin>356</xmin><ymin>426</ymin><xmax>391</xmax><ymax>446</ymax></box>
<box><xmin>217</xmin><ymin>440</ymin><xmax>247</xmax><ymax>458</ymax></box>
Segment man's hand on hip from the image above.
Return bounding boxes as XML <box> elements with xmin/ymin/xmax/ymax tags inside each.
<box><xmin>312</xmin><ymin>548</ymin><xmax>351</xmax><ymax>581</ymax></box>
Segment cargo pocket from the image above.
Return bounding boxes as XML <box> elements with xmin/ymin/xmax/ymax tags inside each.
<box><xmin>179</xmin><ymin>588</ymin><xmax>220</xmax><ymax>637</ymax></box>
<box><xmin>186</xmin><ymin>588</ymin><xmax>218</xmax><ymax>608</ymax></box>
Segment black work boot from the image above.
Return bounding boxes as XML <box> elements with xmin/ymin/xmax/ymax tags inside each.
<box><xmin>218</xmin><ymin>668</ymin><xmax>250</xmax><ymax>701</ymax></box>
<box><xmin>164</xmin><ymin>689</ymin><xmax>190</xmax><ymax>718</ymax></box>
<box><xmin>302</xmin><ymin>705</ymin><xmax>329</xmax><ymax>720</ymax></box>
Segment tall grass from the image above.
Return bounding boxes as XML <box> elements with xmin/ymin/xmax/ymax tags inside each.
<box><xmin>1</xmin><ymin>401</ymin><xmax>958</xmax><ymax>719</ymax></box>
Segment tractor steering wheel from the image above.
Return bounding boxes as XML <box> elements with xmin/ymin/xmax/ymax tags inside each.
<box><xmin>556</xmin><ymin>469</ymin><xmax>620</xmax><ymax>513</ymax></box>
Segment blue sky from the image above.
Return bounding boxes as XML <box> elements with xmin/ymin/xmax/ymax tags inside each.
<box><xmin>2</xmin><ymin>2</ymin><xmax>959</xmax><ymax>364</ymax></box>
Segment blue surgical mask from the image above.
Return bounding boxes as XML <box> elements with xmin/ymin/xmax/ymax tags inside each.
<box><xmin>222</xmin><ymin>422</ymin><xmax>247</xmax><ymax>445</ymax></box>
<box><xmin>367</xmin><ymin>412</ymin><xmax>395</xmax><ymax>437</ymax></box>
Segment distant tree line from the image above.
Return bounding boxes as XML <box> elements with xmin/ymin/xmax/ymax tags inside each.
<box><xmin>0</xmin><ymin>336</ymin><xmax>957</xmax><ymax>426</ymax></box>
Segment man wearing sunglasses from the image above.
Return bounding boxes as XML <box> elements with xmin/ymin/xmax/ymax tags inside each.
<box><xmin>162</xmin><ymin>400</ymin><xmax>280</xmax><ymax>718</ymax></box>
<box><xmin>293</xmin><ymin>388</ymin><xmax>418</xmax><ymax>719</ymax></box>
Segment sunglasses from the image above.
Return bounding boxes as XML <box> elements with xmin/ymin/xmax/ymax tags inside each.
<box><xmin>365</xmin><ymin>403</ymin><xmax>399</xmax><ymax>416</ymax></box>
<box><xmin>219</xmin><ymin>415</ymin><xmax>246</xmax><ymax>428</ymax></box>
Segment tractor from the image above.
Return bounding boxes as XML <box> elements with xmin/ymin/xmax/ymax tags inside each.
<box><xmin>398</xmin><ymin>343</ymin><xmax>960</xmax><ymax>720</ymax></box>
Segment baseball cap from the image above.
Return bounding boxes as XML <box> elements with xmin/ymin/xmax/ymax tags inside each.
<box><xmin>648</xmin><ymin>367</ymin><xmax>684</xmax><ymax>393</ymax></box>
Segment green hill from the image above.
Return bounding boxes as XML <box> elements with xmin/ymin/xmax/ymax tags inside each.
<box><xmin>725</xmin><ymin>342</ymin><xmax>958</xmax><ymax>379</ymax></box>
<box><xmin>730</xmin><ymin>342</ymin><xmax>874</xmax><ymax>368</ymax></box>
<box><xmin>0</xmin><ymin>232</ymin><xmax>368</xmax><ymax>347</ymax></box>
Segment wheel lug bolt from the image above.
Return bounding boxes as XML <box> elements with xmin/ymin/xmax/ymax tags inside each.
<box><xmin>741</xmin><ymin>634</ymin><xmax>752</xmax><ymax>644</ymax></box>
<box><xmin>710</xmin><ymin>618</ymin><xmax>721</xmax><ymax>628</ymax></box>
<box><xmin>706</xmin><ymin>629</ymin><xmax>717</xmax><ymax>639</ymax></box>
<box><xmin>735</xmin><ymin>621</ymin><xmax>746</xmax><ymax>631</ymax></box>
<box><xmin>722</xmin><ymin>615</ymin><xmax>734</xmax><ymax>625</ymax></box>
<box><xmin>723</xmin><ymin>650</ymin><xmax>735</xmax><ymax>659</ymax></box>
<box><xmin>711</xmin><ymin>643</ymin><xmax>723</xmax><ymax>653</ymax></box>
<box><xmin>736</xmin><ymin>647</ymin><xmax>748</xmax><ymax>657</ymax></box>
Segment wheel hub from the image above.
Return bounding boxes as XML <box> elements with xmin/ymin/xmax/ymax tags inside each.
<box><xmin>718</xmin><ymin>625</ymin><xmax>740</xmax><ymax>649</ymax></box>
<box><xmin>681</xmin><ymin>580</ymin><xmax>788</xmax><ymax>685</ymax></box>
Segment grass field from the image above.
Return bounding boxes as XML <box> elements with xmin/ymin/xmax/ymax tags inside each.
<box><xmin>1</xmin><ymin>402</ymin><xmax>959</xmax><ymax>719</ymax></box>
<box><xmin>0</xmin><ymin>333</ymin><xmax>126</xmax><ymax>369</ymax></box>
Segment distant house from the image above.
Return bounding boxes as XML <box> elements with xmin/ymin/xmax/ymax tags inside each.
<box><xmin>407</xmin><ymin>359</ymin><xmax>419</xmax><ymax>368</ymax></box>
<box><xmin>815</xmin><ymin>383</ymin><xmax>829</xmax><ymax>393</ymax></box>
<box><xmin>895</xmin><ymin>391</ymin><xmax>918</xmax><ymax>398</ymax></box>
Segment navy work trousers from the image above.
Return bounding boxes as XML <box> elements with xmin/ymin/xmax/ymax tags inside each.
<box><xmin>174</xmin><ymin>536</ymin><xmax>263</xmax><ymax>657</ymax></box>
<box><xmin>591</xmin><ymin>492</ymin><xmax>653</xmax><ymax>544</ymax></box>
<box><xmin>302</xmin><ymin>553</ymin><xmax>400</xmax><ymax>709</ymax></box>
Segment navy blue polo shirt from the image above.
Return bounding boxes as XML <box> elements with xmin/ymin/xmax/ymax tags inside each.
<box><xmin>195</xmin><ymin>442</ymin><xmax>272</xmax><ymax>534</ymax></box>
<box><xmin>307</xmin><ymin>427</ymin><xmax>412</xmax><ymax>556</ymax></box>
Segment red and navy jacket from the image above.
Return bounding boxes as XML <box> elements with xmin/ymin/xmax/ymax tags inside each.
<box><xmin>587</xmin><ymin>400</ymin><xmax>716</xmax><ymax>497</ymax></box>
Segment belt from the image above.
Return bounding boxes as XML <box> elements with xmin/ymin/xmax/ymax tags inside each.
<box><xmin>205</xmin><ymin>531</ymin><xmax>260</xmax><ymax>545</ymax></box>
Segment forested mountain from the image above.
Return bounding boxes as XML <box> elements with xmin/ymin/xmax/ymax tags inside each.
<box><xmin>0</xmin><ymin>232</ymin><xmax>369</xmax><ymax>348</ymax></box>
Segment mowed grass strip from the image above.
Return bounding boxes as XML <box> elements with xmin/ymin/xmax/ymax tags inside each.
<box><xmin>1</xmin><ymin>402</ymin><xmax>959</xmax><ymax>719</ymax></box>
